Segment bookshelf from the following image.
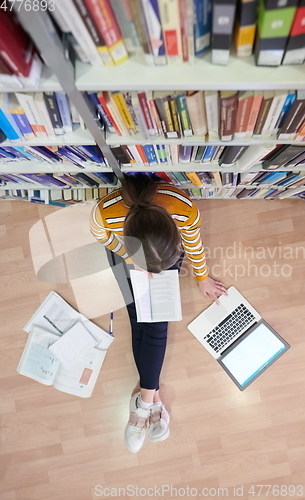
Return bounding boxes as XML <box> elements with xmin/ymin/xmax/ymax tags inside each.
<box><xmin>1</xmin><ymin>5</ymin><xmax>305</xmax><ymax>204</ymax></box>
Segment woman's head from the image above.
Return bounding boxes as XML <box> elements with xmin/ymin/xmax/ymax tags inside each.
<box><xmin>121</xmin><ymin>175</ymin><xmax>181</xmax><ymax>273</ymax></box>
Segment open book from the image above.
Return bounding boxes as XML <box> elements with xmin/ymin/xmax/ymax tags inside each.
<box><xmin>130</xmin><ymin>270</ymin><xmax>182</xmax><ymax>322</ymax></box>
<box><xmin>17</xmin><ymin>325</ymin><xmax>107</xmax><ymax>398</ymax></box>
<box><xmin>19</xmin><ymin>291</ymin><xmax>115</xmax><ymax>398</ymax></box>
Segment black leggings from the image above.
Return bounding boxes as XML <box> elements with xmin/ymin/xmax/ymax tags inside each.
<box><xmin>106</xmin><ymin>249</ymin><xmax>184</xmax><ymax>391</ymax></box>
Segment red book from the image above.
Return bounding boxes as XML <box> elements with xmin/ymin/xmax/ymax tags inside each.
<box><xmin>156</xmin><ymin>171</ymin><xmax>172</xmax><ymax>183</ymax></box>
<box><xmin>0</xmin><ymin>11</ymin><xmax>35</xmax><ymax>77</ymax></box>
<box><xmin>138</xmin><ymin>92</ymin><xmax>155</xmax><ymax>134</ymax></box>
<box><xmin>84</xmin><ymin>0</ymin><xmax>128</xmax><ymax>64</ymax></box>
<box><xmin>0</xmin><ymin>57</ymin><xmax>12</xmax><ymax>75</ymax></box>
<box><xmin>97</xmin><ymin>91</ymin><xmax>122</xmax><ymax>136</ymax></box>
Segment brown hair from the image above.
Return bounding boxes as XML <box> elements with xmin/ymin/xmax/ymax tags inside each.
<box><xmin>121</xmin><ymin>174</ymin><xmax>181</xmax><ymax>273</ymax></box>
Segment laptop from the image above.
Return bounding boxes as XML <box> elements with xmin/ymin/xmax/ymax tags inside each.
<box><xmin>187</xmin><ymin>286</ymin><xmax>290</xmax><ymax>390</ymax></box>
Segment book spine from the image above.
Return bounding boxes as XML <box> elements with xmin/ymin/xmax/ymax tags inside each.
<box><xmin>175</xmin><ymin>93</ymin><xmax>192</xmax><ymax>137</ymax></box>
<box><xmin>15</xmin><ymin>93</ymin><xmax>48</xmax><ymax>138</ymax></box>
<box><xmin>84</xmin><ymin>0</ymin><xmax>129</xmax><ymax>64</ymax></box>
<box><xmin>179</xmin><ymin>145</ymin><xmax>192</xmax><ymax>163</ymax></box>
<box><xmin>234</xmin><ymin>93</ymin><xmax>253</xmax><ymax>138</ymax></box>
<box><xmin>261</xmin><ymin>92</ymin><xmax>288</xmax><ymax>137</ymax></box>
<box><xmin>282</xmin><ymin>4</ymin><xmax>305</xmax><ymax>65</ymax></box>
<box><xmin>186</xmin><ymin>91</ymin><xmax>208</xmax><ymax>136</ymax></box>
<box><xmin>73</xmin><ymin>0</ymin><xmax>113</xmax><ymax>65</ymax></box>
<box><xmin>235</xmin><ymin>0</ymin><xmax>258</xmax><ymax>57</ymax></box>
<box><xmin>157</xmin><ymin>0</ymin><xmax>182</xmax><ymax>63</ymax></box>
<box><xmin>143</xmin><ymin>144</ymin><xmax>158</xmax><ymax>164</ymax></box>
<box><xmin>253</xmin><ymin>96</ymin><xmax>273</xmax><ymax>137</ymax></box>
<box><xmin>279</xmin><ymin>101</ymin><xmax>305</xmax><ymax>139</ymax></box>
<box><xmin>109</xmin><ymin>0</ymin><xmax>142</xmax><ymax>55</ymax></box>
<box><xmin>146</xmin><ymin>93</ymin><xmax>163</xmax><ymax>135</ymax></box>
<box><xmin>138</xmin><ymin>92</ymin><xmax>155</xmax><ymax>135</ymax></box>
<box><xmin>141</xmin><ymin>0</ymin><xmax>167</xmax><ymax>65</ymax></box>
<box><xmin>129</xmin><ymin>0</ymin><xmax>155</xmax><ymax>65</ymax></box>
<box><xmin>185</xmin><ymin>0</ymin><xmax>195</xmax><ymax>63</ymax></box>
<box><xmin>179</xmin><ymin>0</ymin><xmax>188</xmax><ymax>62</ymax></box>
<box><xmin>219</xmin><ymin>92</ymin><xmax>238</xmax><ymax>141</ymax></box>
<box><xmin>97</xmin><ymin>92</ymin><xmax>121</xmax><ymax>135</ymax></box>
<box><xmin>43</xmin><ymin>93</ymin><xmax>64</xmax><ymax>136</ymax></box>
<box><xmin>111</xmin><ymin>92</ymin><xmax>137</xmax><ymax>132</ymax></box>
<box><xmin>33</xmin><ymin>95</ymin><xmax>55</xmax><ymax>137</ymax></box>
<box><xmin>193</xmin><ymin>0</ymin><xmax>212</xmax><ymax>56</ymax></box>
<box><xmin>275</xmin><ymin>91</ymin><xmax>296</xmax><ymax>130</ymax></box>
<box><xmin>211</xmin><ymin>0</ymin><xmax>237</xmax><ymax>65</ymax></box>
<box><xmin>185</xmin><ymin>171</ymin><xmax>202</xmax><ymax>185</ymax></box>
<box><xmin>245</xmin><ymin>92</ymin><xmax>263</xmax><ymax>137</ymax></box>
<box><xmin>7</xmin><ymin>106</ymin><xmax>35</xmax><ymax>140</ymax></box>
<box><xmin>0</xmin><ymin>110</ymin><xmax>20</xmax><ymax>141</ymax></box>
<box><xmin>168</xmin><ymin>95</ymin><xmax>181</xmax><ymax>137</ymax></box>
<box><xmin>54</xmin><ymin>0</ymin><xmax>102</xmax><ymax>65</ymax></box>
<box><xmin>204</xmin><ymin>91</ymin><xmax>219</xmax><ymax>139</ymax></box>
<box><xmin>54</xmin><ymin>93</ymin><xmax>73</xmax><ymax>134</ymax></box>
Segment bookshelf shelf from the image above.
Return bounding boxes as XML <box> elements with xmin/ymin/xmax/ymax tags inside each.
<box><xmin>105</xmin><ymin>132</ymin><xmax>305</xmax><ymax>147</ymax></box>
<box><xmin>121</xmin><ymin>163</ymin><xmax>305</xmax><ymax>173</ymax></box>
<box><xmin>0</xmin><ymin>160</ymin><xmax>111</xmax><ymax>173</ymax></box>
<box><xmin>75</xmin><ymin>56</ymin><xmax>305</xmax><ymax>92</ymax></box>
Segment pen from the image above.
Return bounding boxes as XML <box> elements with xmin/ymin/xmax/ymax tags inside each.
<box><xmin>109</xmin><ymin>310</ymin><xmax>114</xmax><ymax>336</ymax></box>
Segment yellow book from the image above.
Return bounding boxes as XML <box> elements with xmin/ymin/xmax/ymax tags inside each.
<box><xmin>185</xmin><ymin>172</ymin><xmax>202</xmax><ymax>186</ymax></box>
<box><xmin>111</xmin><ymin>92</ymin><xmax>137</xmax><ymax>133</ymax></box>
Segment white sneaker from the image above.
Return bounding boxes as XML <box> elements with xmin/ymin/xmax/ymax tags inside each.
<box><xmin>124</xmin><ymin>392</ymin><xmax>150</xmax><ymax>453</ymax></box>
<box><xmin>148</xmin><ymin>403</ymin><xmax>170</xmax><ymax>443</ymax></box>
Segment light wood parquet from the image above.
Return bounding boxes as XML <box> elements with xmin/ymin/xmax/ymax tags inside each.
<box><xmin>0</xmin><ymin>198</ymin><xmax>305</xmax><ymax>500</ymax></box>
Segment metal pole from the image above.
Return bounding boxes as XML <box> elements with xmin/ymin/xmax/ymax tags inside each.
<box><xmin>13</xmin><ymin>5</ymin><xmax>124</xmax><ymax>180</ymax></box>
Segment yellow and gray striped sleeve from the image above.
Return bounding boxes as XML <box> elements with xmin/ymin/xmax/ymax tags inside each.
<box><xmin>179</xmin><ymin>204</ymin><xmax>208</xmax><ymax>281</ymax></box>
<box><xmin>89</xmin><ymin>200</ymin><xmax>128</xmax><ymax>259</ymax></box>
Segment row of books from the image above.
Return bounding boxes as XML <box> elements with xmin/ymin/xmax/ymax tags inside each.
<box><xmin>70</xmin><ymin>89</ymin><xmax>305</xmax><ymax>142</ymax></box>
<box><xmin>0</xmin><ymin>92</ymin><xmax>91</xmax><ymax>142</ymax></box>
<box><xmin>0</xmin><ymin>144</ymin><xmax>111</xmax><ymax>168</ymax></box>
<box><xmin>187</xmin><ymin>184</ymin><xmax>305</xmax><ymax>199</ymax></box>
<box><xmin>112</xmin><ymin>143</ymin><xmax>305</xmax><ymax>170</ymax></box>
<box><xmin>2</xmin><ymin>88</ymin><xmax>305</xmax><ymax>144</ymax></box>
<box><xmin>0</xmin><ymin>186</ymin><xmax>109</xmax><ymax>206</ymax></box>
<box><xmin>43</xmin><ymin>0</ymin><xmax>305</xmax><ymax>67</ymax></box>
<box><xmin>0</xmin><ymin>170</ymin><xmax>116</xmax><ymax>189</ymax></box>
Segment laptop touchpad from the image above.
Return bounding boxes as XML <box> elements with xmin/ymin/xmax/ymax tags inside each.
<box><xmin>204</xmin><ymin>304</ymin><xmax>228</xmax><ymax>324</ymax></box>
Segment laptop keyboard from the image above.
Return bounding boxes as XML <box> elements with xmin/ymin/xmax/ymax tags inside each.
<box><xmin>204</xmin><ymin>304</ymin><xmax>256</xmax><ymax>353</ymax></box>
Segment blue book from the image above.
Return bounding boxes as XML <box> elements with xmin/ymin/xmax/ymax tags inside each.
<box><xmin>88</xmin><ymin>171</ymin><xmax>116</xmax><ymax>184</ymax></box>
<box><xmin>56</xmin><ymin>148</ymin><xmax>85</xmax><ymax>168</ymax></box>
<box><xmin>75</xmin><ymin>145</ymin><xmax>105</xmax><ymax>164</ymax></box>
<box><xmin>13</xmin><ymin>147</ymin><xmax>39</xmax><ymax>161</ymax></box>
<box><xmin>156</xmin><ymin>144</ymin><xmax>167</xmax><ymax>163</ymax></box>
<box><xmin>201</xmin><ymin>145</ymin><xmax>217</xmax><ymax>163</ymax></box>
<box><xmin>31</xmin><ymin>147</ymin><xmax>60</xmax><ymax>162</ymax></box>
<box><xmin>142</xmin><ymin>0</ymin><xmax>166</xmax><ymax>64</ymax></box>
<box><xmin>0</xmin><ymin>110</ymin><xmax>21</xmax><ymax>141</ymax></box>
<box><xmin>0</xmin><ymin>146</ymin><xmax>29</xmax><ymax>160</ymax></box>
<box><xmin>0</xmin><ymin>147</ymin><xmax>17</xmax><ymax>159</ymax></box>
<box><xmin>258</xmin><ymin>172</ymin><xmax>288</xmax><ymax>184</ymax></box>
<box><xmin>275</xmin><ymin>91</ymin><xmax>296</xmax><ymax>130</ymax></box>
<box><xmin>277</xmin><ymin>174</ymin><xmax>301</xmax><ymax>187</ymax></box>
<box><xmin>54</xmin><ymin>92</ymin><xmax>73</xmax><ymax>133</ymax></box>
<box><xmin>87</xmin><ymin>92</ymin><xmax>115</xmax><ymax>134</ymax></box>
<box><xmin>143</xmin><ymin>144</ymin><xmax>158</xmax><ymax>164</ymax></box>
<box><xmin>194</xmin><ymin>0</ymin><xmax>212</xmax><ymax>56</ymax></box>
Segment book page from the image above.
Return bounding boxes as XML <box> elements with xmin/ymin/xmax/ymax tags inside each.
<box><xmin>17</xmin><ymin>326</ymin><xmax>60</xmax><ymax>385</ymax></box>
<box><xmin>53</xmin><ymin>348</ymin><xmax>107</xmax><ymax>398</ymax></box>
<box><xmin>150</xmin><ymin>270</ymin><xmax>182</xmax><ymax>322</ymax></box>
<box><xmin>24</xmin><ymin>291</ymin><xmax>114</xmax><ymax>350</ymax></box>
<box><xmin>130</xmin><ymin>270</ymin><xmax>152</xmax><ymax>322</ymax></box>
<box><xmin>49</xmin><ymin>322</ymin><xmax>98</xmax><ymax>368</ymax></box>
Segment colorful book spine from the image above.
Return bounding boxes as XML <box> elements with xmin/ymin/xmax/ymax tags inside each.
<box><xmin>15</xmin><ymin>93</ymin><xmax>48</xmax><ymax>138</ymax></box>
<box><xmin>175</xmin><ymin>93</ymin><xmax>192</xmax><ymax>137</ymax></box>
<box><xmin>254</xmin><ymin>0</ymin><xmax>298</xmax><ymax>66</ymax></box>
<box><xmin>204</xmin><ymin>91</ymin><xmax>219</xmax><ymax>140</ymax></box>
<box><xmin>235</xmin><ymin>0</ymin><xmax>258</xmax><ymax>57</ymax></box>
<box><xmin>245</xmin><ymin>90</ymin><xmax>264</xmax><ymax>137</ymax></box>
<box><xmin>73</xmin><ymin>0</ymin><xmax>113</xmax><ymax>65</ymax></box>
<box><xmin>138</xmin><ymin>92</ymin><xmax>156</xmax><ymax>135</ymax></box>
<box><xmin>193</xmin><ymin>0</ymin><xmax>212</xmax><ymax>56</ymax></box>
<box><xmin>0</xmin><ymin>107</ymin><xmax>22</xmax><ymax>141</ymax></box>
<box><xmin>111</xmin><ymin>92</ymin><xmax>137</xmax><ymax>133</ymax></box>
<box><xmin>109</xmin><ymin>0</ymin><xmax>142</xmax><ymax>55</ymax></box>
<box><xmin>43</xmin><ymin>92</ymin><xmax>64</xmax><ymax>136</ymax></box>
<box><xmin>157</xmin><ymin>0</ymin><xmax>182</xmax><ymax>63</ymax></box>
<box><xmin>219</xmin><ymin>90</ymin><xmax>238</xmax><ymax>141</ymax></box>
<box><xmin>84</xmin><ymin>0</ymin><xmax>129</xmax><ymax>65</ymax></box>
<box><xmin>7</xmin><ymin>96</ymin><xmax>35</xmax><ymax>140</ymax></box>
<box><xmin>282</xmin><ymin>0</ymin><xmax>305</xmax><ymax>65</ymax></box>
<box><xmin>141</xmin><ymin>0</ymin><xmax>167</xmax><ymax>65</ymax></box>
<box><xmin>143</xmin><ymin>144</ymin><xmax>159</xmax><ymax>164</ymax></box>
<box><xmin>211</xmin><ymin>0</ymin><xmax>237</xmax><ymax>65</ymax></box>
<box><xmin>54</xmin><ymin>0</ymin><xmax>102</xmax><ymax>66</ymax></box>
<box><xmin>179</xmin><ymin>0</ymin><xmax>189</xmax><ymax>62</ymax></box>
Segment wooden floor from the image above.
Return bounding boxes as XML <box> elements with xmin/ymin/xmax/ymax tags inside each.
<box><xmin>1</xmin><ymin>198</ymin><xmax>305</xmax><ymax>500</ymax></box>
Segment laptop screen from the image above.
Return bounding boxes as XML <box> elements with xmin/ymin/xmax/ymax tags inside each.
<box><xmin>219</xmin><ymin>322</ymin><xmax>290</xmax><ymax>390</ymax></box>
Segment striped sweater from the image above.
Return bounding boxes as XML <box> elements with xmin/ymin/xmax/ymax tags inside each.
<box><xmin>90</xmin><ymin>184</ymin><xmax>208</xmax><ymax>281</ymax></box>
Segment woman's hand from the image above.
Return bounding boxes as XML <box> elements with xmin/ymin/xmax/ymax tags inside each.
<box><xmin>198</xmin><ymin>277</ymin><xmax>228</xmax><ymax>305</ymax></box>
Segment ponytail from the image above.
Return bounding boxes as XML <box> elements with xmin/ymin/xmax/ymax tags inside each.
<box><xmin>121</xmin><ymin>173</ymin><xmax>158</xmax><ymax>208</ymax></box>
<box><xmin>121</xmin><ymin>174</ymin><xmax>181</xmax><ymax>273</ymax></box>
